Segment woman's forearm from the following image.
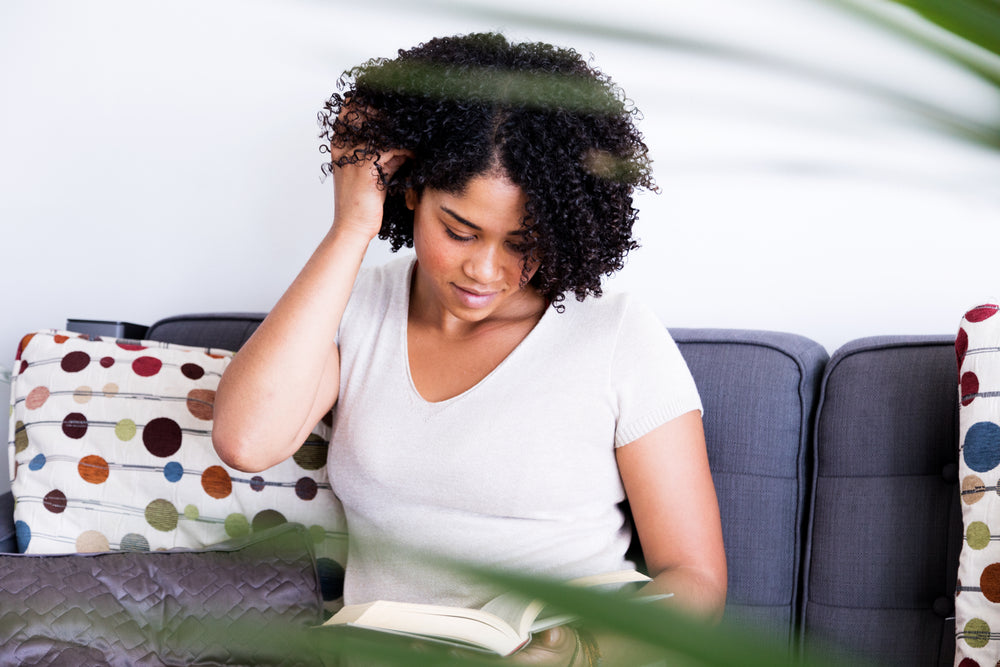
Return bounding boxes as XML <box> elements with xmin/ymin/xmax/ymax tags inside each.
<box><xmin>212</xmin><ymin>225</ymin><xmax>371</xmax><ymax>472</ymax></box>
<box><xmin>645</xmin><ymin>564</ymin><xmax>727</xmax><ymax>623</ymax></box>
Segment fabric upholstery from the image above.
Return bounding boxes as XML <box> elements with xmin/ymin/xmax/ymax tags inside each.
<box><xmin>141</xmin><ymin>318</ymin><xmax>829</xmax><ymax>647</ymax></box>
<box><xmin>0</xmin><ymin>522</ymin><xmax>323</xmax><ymax>666</ymax></box>
<box><xmin>954</xmin><ymin>304</ymin><xmax>1000</xmax><ymax>665</ymax></box>
<box><xmin>802</xmin><ymin>335</ymin><xmax>960</xmax><ymax>666</ymax></box>
<box><xmin>0</xmin><ymin>490</ymin><xmax>15</xmax><ymax>552</ymax></box>
<box><xmin>145</xmin><ymin>313</ymin><xmax>264</xmax><ymax>351</ymax></box>
<box><xmin>9</xmin><ymin>329</ymin><xmax>346</xmax><ymax>609</ymax></box>
<box><xmin>671</xmin><ymin>328</ymin><xmax>828</xmax><ymax>645</ymax></box>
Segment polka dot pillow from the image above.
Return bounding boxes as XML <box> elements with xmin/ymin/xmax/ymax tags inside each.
<box><xmin>8</xmin><ymin>330</ymin><xmax>346</xmax><ymax>607</ymax></box>
<box><xmin>956</xmin><ymin>304</ymin><xmax>1000</xmax><ymax>665</ymax></box>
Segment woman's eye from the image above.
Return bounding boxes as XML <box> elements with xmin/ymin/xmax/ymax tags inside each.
<box><xmin>444</xmin><ymin>227</ymin><xmax>473</xmax><ymax>242</ymax></box>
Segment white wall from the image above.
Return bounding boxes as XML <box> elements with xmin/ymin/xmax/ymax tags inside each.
<box><xmin>3</xmin><ymin>0</ymin><xmax>1000</xmax><ymax>486</ymax></box>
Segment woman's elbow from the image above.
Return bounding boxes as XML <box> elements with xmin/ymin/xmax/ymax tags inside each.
<box><xmin>211</xmin><ymin>418</ymin><xmax>270</xmax><ymax>473</ymax></box>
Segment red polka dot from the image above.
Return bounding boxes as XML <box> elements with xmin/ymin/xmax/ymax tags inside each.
<box><xmin>958</xmin><ymin>658</ymin><xmax>979</xmax><ymax>667</ymax></box>
<box><xmin>19</xmin><ymin>360</ymin><xmax>28</xmax><ymax>375</ymax></box>
<box><xmin>956</xmin><ymin>328</ymin><xmax>969</xmax><ymax>370</ymax></box>
<box><xmin>100</xmin><ymin>356</ymin><xmax>115</xmax><ymax>368</ymax></box>
<box><xmin>966</xmin><ymin>305</ymin><xmax>999</xmax><ymax>322</ymax></box>
<box><xmin>61</xmin><ymin>351</ymin><xmax>90</xmax><ymax>373</ymax></box>
<box><xmin>132</xmin><ymin>356</ymin><xmax>162</xmax><ymax>377</ymax></box>
<box><xmin>43</xmin><ymin>490</ymin><xmax>67</xmax><ymax>513</ymax></box>
<box><xmin>62</xmin><ymin>413</ymin><xmax>88</xmax><ymax>439</ymax></box>
<box><xmin>982</xmin><ymin>563</ymin><xmax>1000</xmax><ymax>602</ymax></box>
<box><xmin>962</xmin><ymin>372</ymin><xmax>980</xmax><ymax>407</ymax></box>
<box><xmin>142</xmin><ymin>417</ymin><xmax>182</xmax><ymax>457</ymax></box>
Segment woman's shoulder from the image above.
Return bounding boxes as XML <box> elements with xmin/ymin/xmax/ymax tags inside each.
<box><xmin>351</xmin><ymin>255</ymin><xmax>415</xmax><ymax>301</ymax></box>
<box><xmin>560</xmin><ymin>290</ymin><xmax>657</xmax><ymax>330</ymax></box>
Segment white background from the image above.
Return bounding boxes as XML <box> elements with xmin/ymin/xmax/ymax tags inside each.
<box><xmin>2</xmin><ymin>0</ymin><xmax>999</xmax><ymax>487</ymax></box>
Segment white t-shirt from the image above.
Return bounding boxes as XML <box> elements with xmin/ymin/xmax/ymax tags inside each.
<box><xmin>328</xmin><ymin>256</ymin><xmax>702</xmax><ymax>608</ymax></box>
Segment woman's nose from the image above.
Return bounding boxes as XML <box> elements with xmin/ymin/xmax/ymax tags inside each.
<box><xmin>464</xmin><ymin>244</ymin><xmax>502</xmax><ymax>284</ymax></box>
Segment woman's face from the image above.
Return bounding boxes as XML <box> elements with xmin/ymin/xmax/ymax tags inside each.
<box><xmin>407</xmin><ymin>173</ymin><xmax>542</xmax><ymax>326</ymax></box>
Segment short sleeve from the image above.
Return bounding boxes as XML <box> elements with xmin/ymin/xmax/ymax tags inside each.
<box><xmin>611</xmin><ymin>297</ymin><xmax>702</xmax><ymax>448</ymax></box>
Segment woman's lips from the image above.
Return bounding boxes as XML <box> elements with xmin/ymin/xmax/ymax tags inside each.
<box><xmin>452</xmin><ymin>284</ymin><xmax>498</xmax><ymax>309</ymax></box>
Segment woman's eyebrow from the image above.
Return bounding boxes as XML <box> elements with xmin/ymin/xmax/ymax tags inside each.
<box><xmin>439</xmin><ymin>205</ymin><xmax>526</xmax><ymax>236</ymax></box>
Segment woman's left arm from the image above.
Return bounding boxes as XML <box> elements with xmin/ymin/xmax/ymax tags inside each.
<box><xmin>617</xmin><ymin>409</ymin><xmax>727</xmax><ymax>621</ymax></box>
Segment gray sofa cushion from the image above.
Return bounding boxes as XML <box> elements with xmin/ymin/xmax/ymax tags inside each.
<box><xmin>145</xmin><ymin>313</ymin><xmax>265</xmax><ymax>351</ymax></box>
<box><xmin>802</xmin><ymin>335</ymin><xmax>960</xmax><ymax>666</ymax></box>
<box><xmin>0</xmin><ymin>491</ymin><xmax>15</xmax><ymax>553</ymax></box>
<box><xmin>671</xmin><ymin>329</ymin><xmax>828</xmax><ymax>645</ymax></box>
<box><xmin>0</xmin><ymin>523</ymin><xmax>322</xmax><ymax>666</ymax></box>
<box><xmin>145</xmin><ymin>316</ymin><xmax>830</xmax><ymax>647</ymax></box>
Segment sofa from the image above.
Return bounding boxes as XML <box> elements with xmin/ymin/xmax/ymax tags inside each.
<box><xmin>0</xmin><ymin>312</ymin><xmax>962</xmax><ymax>666</ymax></box>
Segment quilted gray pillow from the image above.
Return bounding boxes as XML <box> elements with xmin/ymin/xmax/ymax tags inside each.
<box><xmin>0</xmin><ymin>523</ymin><xmax>323</xmax><ymax>666</ymax></box>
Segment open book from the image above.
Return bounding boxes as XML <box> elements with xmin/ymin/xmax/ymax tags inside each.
<box><xmin>321</xmin><ymin>569</ymin><xmax>666</xmax><ymax>656</ymax></box>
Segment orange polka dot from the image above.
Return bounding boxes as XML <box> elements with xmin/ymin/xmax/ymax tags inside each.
<box><xmin>78</xmin><ymin>455</ymin><xmax>110</xmax><ymax>484</ymax></box>
<box><xmin>186</xmin><ymin>389</ymin><xmax>215</xmax><ymax>421</ymax></box>
<box><xmin>201</xmin><ymin>466</ymin><xmax>232</xmax><ymax>499</ymax></box>
<box><xmin>16</xmin><ymin>333</ymin><xmax>36</xmax><ymax>360</ymax></box>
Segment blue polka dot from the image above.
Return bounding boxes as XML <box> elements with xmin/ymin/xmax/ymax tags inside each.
<box><xmin>316</xmin><ymin>557</ymin><xmax>345</xmax><ymax>601</ymax></box>
<box><xmin>965</xmin><ymin>422</ymin><xmax>1000</xmax><ymax>473</ymax></box>
<box><xmin>28</xmin><ymin>454</ymin><xmax>46</xmax><ymax>471</ymax></box>
<box><xmin>163</xmin><ymin>461</ymin><xmax>184</xmax><ymax>482</ymax></box>
<box><xmin>15</xmin><ymin>520</ymin><xmax>30</xmax><ymax>551</ymax></box>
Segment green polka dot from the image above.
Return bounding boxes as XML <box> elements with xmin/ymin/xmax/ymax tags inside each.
<box><xmin>145</xmin><ymin>499</ymin><xmax>179</xmax><ymax>532</ymax></box>
<box><xmin>183</xmin><ymin>504</ymin><xmax>199</xmax><ymax>520</ymax></box>
<box><xmin>224</xmin><ymin>513</ymin><xmax>250</xmax><ymax>538</ymax></box>
<box><xmin>965</xmin><ymin>617</ymin><xmax>991</xmax><ymax>648</ymax></box>
<box><xmin>115</xmin><ymin>419</ymin><xmax>136</xmax><ymax>441</ymax></box>
<box><xmin>309</xmin><ymin>525</ymin><xmax>326</xmax><ymax>544</ymax></box>
<box><xmin>968</xmin><ymin>521</ymin><xmax>991</xmax><ymax>550</ymax></box>
<box><xmin>292</xmin><ymin>435</ymin><xmax>329</xmax><ymax>471</ymax></box>
<box><xmin>14</xmin><ymin>421</ymin><xmax>28</xmax><ymax>453</ymax></box>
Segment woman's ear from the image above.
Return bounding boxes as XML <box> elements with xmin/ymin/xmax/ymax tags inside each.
<box><xmin>404</xmin><ymin>188</ymin><xmax>418</xmax><ymax>211</ymax></box>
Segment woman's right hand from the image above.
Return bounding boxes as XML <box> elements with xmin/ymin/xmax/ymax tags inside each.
<box><xmin>329</xmin><ymin>110</ymin><xmax>413</xmax><ymax>242</ymax></box>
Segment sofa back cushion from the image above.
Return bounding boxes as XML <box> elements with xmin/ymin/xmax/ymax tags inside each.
<box><xmin>146</xmin><ymin>316</ymin><xmax>828</xmax><ymax>647</ymax></box>
<box><xmin>671</xmin><ymin>328</ymin><xmax>827</xmax><ymax>646</ymax></box>
<box><xmin>802</xmin><ymin>335</ymin><xmax>960</xmax><ymax>666</ymax></box>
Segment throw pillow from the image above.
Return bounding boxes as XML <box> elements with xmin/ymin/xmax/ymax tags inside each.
<box><xmin>8</xmin><ymin>330</ymin><xmax>345</xmax><ymax>609</ymax></box>
<box><xmin>956</xmin><ymin>303</ymin><xmax>1000</xmax><ymax>666</ymax></box>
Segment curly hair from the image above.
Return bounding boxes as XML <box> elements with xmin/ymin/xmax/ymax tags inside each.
<box><xmin>318</xmin><ymin>32</ymin><xmax>655</xmax><ymax>307</ymax></box>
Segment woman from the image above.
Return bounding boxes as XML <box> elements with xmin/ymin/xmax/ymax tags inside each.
<box><xmin>213</xmin><ymin>32</ymin><xmax>726</xmax><ymax>663</ymax></box>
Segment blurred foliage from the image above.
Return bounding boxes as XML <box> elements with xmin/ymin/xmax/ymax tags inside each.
<box><xmin>272</xmin><ymin>561</ymin><xmax>857</xmax><ymax>666</ymax></box>
<box><xmin>818</xmin><ymin>0</ymin><xmax>1000</xmax><ymax>147</ymax></box>
<box><xmin>849</xmin><ymin>0</ymin><xmax>1000</xmax><ymax>79</ymax></box>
